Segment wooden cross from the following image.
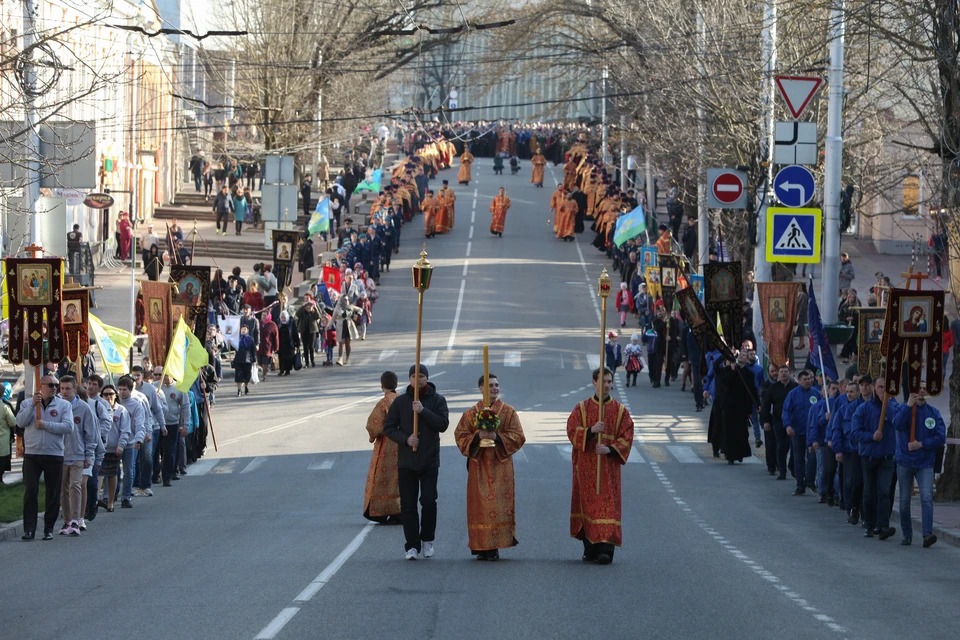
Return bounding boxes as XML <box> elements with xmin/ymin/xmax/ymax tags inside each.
<box><xmin>901</xmin><ymin>267</ymin><xmax>928</xmax><ymax>292</ymax></box>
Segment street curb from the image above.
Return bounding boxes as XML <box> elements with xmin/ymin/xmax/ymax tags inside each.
<box><xmin>891</xmin><ymin>508</ymin><xmax>960</xmax><ymax>548</ymax></box>
<box><xmin>0</xmin><ymin>519</ymin><xmax>25</xmax><ymax>543</ymax></box>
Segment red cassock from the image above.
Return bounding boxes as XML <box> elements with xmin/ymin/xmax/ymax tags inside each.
<box><xmin>566</xmin><ymin>396</ymin><xmax>634</xmax><ymax>547</ymax></box>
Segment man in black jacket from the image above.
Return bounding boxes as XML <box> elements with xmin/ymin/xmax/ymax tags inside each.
<box><xmin>681</xmin><ymin>216</ymin><xmax>697</xmax><ymax>262</ymax></box>
<box><xmin>760</xmin><ymin>365</ymin><xmax>797</xmax><ymax>479</ymax></box>
<box><xmin>383</xmin><ymin>365</ymin><xmax>450</xmax><ymax>560</ymax></box>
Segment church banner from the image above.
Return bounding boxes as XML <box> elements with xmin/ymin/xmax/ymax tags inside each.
<box><xmin>676</xmin><ymin>285</ymin><xmax>736</xmax><ymax>364</ymax></box>
<box><xmin>658</xmin><ymin>254</ymin><xmax>680</xmax><ymax>310</ymax></box>
<box><xmin>141</xmin><ymin>280</ymin><xmax>173</xmax><ymax>367</ymax></box>
<box><xmin>856</xmin><ymin>307</ymin><xmax>886</xmax><ymax>379</ymax></box>
<box><xmin>882</xmin><ymin>288</ymin><xmax>945</xmax><ymax>397</ymax></box>
<box><xmin>703</xmin><ymin>261</ymin><xmax>744</xmax><ymax>352</ymax></box>
<box><xmin>169</xmin><ymin>265</ymin><xmax>211</xmax><ymax>343</ymax></box>
<box><xmin>639</xmin><ymin>247</ymin><xmax>658</xmax><ymax>275</ymax></box>
<box><xmin>757</xmin><ymin>282</ymin><xmax>799</xmax><ymax>369</ymax></box>
<box><xmin>6</xmin><ymin>257</ymin><xmax>65</xmax><ymax>365</ymax></box>
<box><xmin>61</xmin><ymin>287</ymin><xmax>90</xmax><ymax>363</ymax></box>
<box><xmin>272</xmin><ymin>229</ymin><xmax>300</xmax><ymax>291</ymax></box>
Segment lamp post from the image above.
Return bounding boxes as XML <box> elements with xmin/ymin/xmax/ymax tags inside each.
<box><xmin>411</xmin><ymin>248</ymin><xmax>434</xmax><ymax>452</ymax></box>
<box><xmin>596</xmin><ymin>267</ymin><xmax>613</xmax><ymax>494</ymax></box>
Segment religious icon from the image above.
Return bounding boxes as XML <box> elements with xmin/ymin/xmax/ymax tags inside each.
<box><xmin>149</xmin><ymin>299</ymin><xmax>163</xmax><ymax>324</ymax></box>
<box><xmin>867</xmin><ymin>319</ymin><xmax>884</xmax><ymax>343</ymax></box>
<box><xmin>689</xmin><ymin>275</ymin><xmax>704</xmax><ymax>300</ymax></box>
<box><xmin>900</xmin><ymin>297</ymin><xmax>932</xmax><ymax>337</ymax></box>
<box><xmin>17</xmin><ymin>264</ymin><xmax>53</xmax><ymax>306</ymax></box>
<box><xmin>177</xmin><ymin>276</ymin><xmax>202</xmax><ymax>306</ymax></box>
<box><xmin>661</xmin><ymin>267</ymin><xmax>676</xmax><ymax>288</ymax></box>
<box><xmin>648</xmin><ymin>269</ymin><xmax>661</xmax><ymax>284</ymax></box>
<box><xmin>171</xmin><ymin>304</ymin><xmax>187</xmax><ymax>325</ymax></box>
<box><xmin>62</xmin><ymin>301</ymin><xmax>81</xmax><ymax>325</ymax></box>
<box><xmin>768</xmin><ymin>297</ymin><xmax>787</xmax><ymax>323</ymax></box>
<box><xmin>277</xmin><ymin>242</ymin><xmax>293</xmax><ymax>261</ymax></box>
<box><xmin>709</xmin><ymin>269</ymin><xmax>736</xmax><ymax>303</ymax></box>
<box><xmin>683</xmin><ymin>297</ymin><xmax>705</xmax><ymax>328</ymax></box>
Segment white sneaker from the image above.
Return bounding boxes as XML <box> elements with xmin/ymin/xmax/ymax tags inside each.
<box><xmin>405</xmin><ymin>548</ymin><xmax>418</xmax><ymax>561</ymax></box>
<box><xmin>422</xmin><ymin>541</ymin><xmax>434</xmax><ymax>558</ymax></box>
<box><xmin>143</xmin><ymin>488</ymin><xmax>154</xmax><ymax>497</ymax></box>
<box><xmin>78</xmin><ymin>518</ymin><xmax>87</xmax><ymax>531</ymax></box>
<box><xmin>133</xmin><ymin>489</ymin><xmax>145</xmax><ymax>497</ymax></box>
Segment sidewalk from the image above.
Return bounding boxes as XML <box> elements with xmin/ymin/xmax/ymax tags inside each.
<box><xmin>892</xmin><ymin>502</ymin><xmax>960</xmax><ymax>547</ymax></box>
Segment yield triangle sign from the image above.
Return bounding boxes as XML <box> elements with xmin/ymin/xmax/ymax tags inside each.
<box><xmin>775</xmin><ymin>75</ymin><xmax>824</xmax><ymax>119</ymax></box>
<box><xmin>775</xmin><ymin>218</ymin><xmax>812</xmax><ymax>250</ymax></box>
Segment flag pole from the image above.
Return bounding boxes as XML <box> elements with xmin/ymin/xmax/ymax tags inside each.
<box><xmin>818</xmin><ymin>344</ymin><xmax>831</xmax><ymax>416</ymax></box>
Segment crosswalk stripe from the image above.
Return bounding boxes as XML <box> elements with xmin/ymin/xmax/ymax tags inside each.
<box><xmin>557</xmin><ymin>445</ymin><xmax>572</xmax><ymax>461</ymax></box>
<box><xmin>514</xmin><ymin>447</ymin><xmax>529</xmax><ymax>462</ymax></box>
<box><xmin>209</xmin><ymin>459</ymin><xmax>241</xmax><ymax>474</ymax></box>
<box><xmin>378</xmin><ymin>350</ymin><xmax>397</xmax><ymax>361</ymax></box>
<box><xmin>504</xmin><ymin>351</ymin><xmax>521</xmax><ymax>367</ymax></box>
<box><xmin>587</xmin><ymin>354</ymin><xmax>600</xmax><ymax>370</ymax></box>
<box><xmin>186</xmin><ymin>459</ymin><xmax>218</xmax><ymax>476</ymax></box>
<box><xmin>667</xmin><ymin>445</ymin><xmax>704</xmax><ymax>464</ymax></box>
<box><xmin>739</xmin><ymin>456</ymin><xmax>762</xmax><ymax>464</ymax></box>
<box><xmin>627</xmin><ymin>451</ymin><xmax>645</xmax><ymax>463</ymax></box>
<box><xmin>240</xmin><ymin>457</ymin><xmax>268</xmax><ymax>474</ymax></box>
<box><xmin>572</xmin><ymin>353</ymin><xmax>584</xmax><ymax>370</ymax></box>
<box><xmin>422</xmin><ymin>350</ymin><xmax>439</xmax><ymax>366</ymax></box>
<box><xmin>462</xmin><ymin>350</ymin><xmax>480</xmax><ymax>365</ymax></box>
<box><xmin>308</xmin><ymin>458</ymin><xmax>335</xmax><ymax>470</ymax></box>
<box><xmin>641</xmin><ymin>445</ymin><xmax>671</xmax><ymax>463</ymax></box>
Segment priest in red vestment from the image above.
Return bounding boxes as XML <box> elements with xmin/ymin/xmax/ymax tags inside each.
<box><xmin>566</xmin><ymin>367</ymin><xmax>634</xmax><ymax>564</ymax></box>
<box><xmin>489</xmin><ymin>187</ymin><xmax>512</xmax><ymax>237</ymax></box>
<box><xmin>454</xmin><ymin>373</ymin><xmax>526</xmax><ymax>560</ymax></box>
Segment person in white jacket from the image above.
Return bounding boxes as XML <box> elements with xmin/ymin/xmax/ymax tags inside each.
<box><xmin>97</xmin><ymin>385</ymin><xmax>130</xmax><ymax>513</ymax></box>
<box><xmin>57</xmin><ymin>376</ymin><xmax>98</xmax><ymax>536</ymax></box>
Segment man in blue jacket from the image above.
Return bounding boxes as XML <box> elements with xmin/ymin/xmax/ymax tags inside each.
<box><xmin>838</xmin><ymin>377</ymin><xmax>871</xmax><ymax>524</ymax></box>
<box><xmin>743</xmin><ymin>342</ymin><xmax>765</xmax><ymax>448</ymax></box>
<box><xmin>782</xmin><ymin>370</ymin><xmax>821</xmax><ymax>495</ymax></box>
<box><xmin>807</xmin><ymin>379</ymin><xmax>840</xmax><ymax>505</ymax></box>
<box><xmin>826</xmin><ymin>380</ymin><xmax>854</xmax><ymax>510</ymax></box>
<box><xmin>852</xmin><ymin>376</ymin><xmax>898</xmax><ymax>539</ymax></box>
<box><xmin>894</xmin><ymin>388</ymin><xmax>947</xmax><ymax>547</ymax></box>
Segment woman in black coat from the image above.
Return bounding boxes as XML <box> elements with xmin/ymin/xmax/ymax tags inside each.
<box><xmin>233</xmin><ymin>324</ymin><xmax>257</xmax><ymax>396</ymax></box>
<box><xmin>298</xmin><ymin>237</ymin><xmax>314</xmax><ymax>276</ymax></box>
<box><xmin>277</xmin><ymin>311</ymin><xmax>300</xmax><ymax>376</ymax></box>
<box><xmin>145</xmin><ymin>245</ymin><xmax>163</xmax><ymax>281</ymax></box>
<box><xmin>707</xmin><ymin>356</ymin><xmax>757</xmax><ymax>464</ymax></box>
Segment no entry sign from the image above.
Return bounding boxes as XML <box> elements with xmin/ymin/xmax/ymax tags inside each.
<box><xmin>706</xmin><ymin>169</ymin><xmax>748</xmax><ymax>209</ymax></box>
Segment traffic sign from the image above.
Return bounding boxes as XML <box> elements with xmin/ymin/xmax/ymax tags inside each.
<box><xmin>773</xmin><ymin>165</ymin><xmax>816</xmax><ymax>207</ymax></box>
<box><xmin>706</xmin><ymin>168</ymin><xmax>747</xmax><ymax>209</ymax></box>
<box><xmin>774</xmin><ymin>75</ymin><xmax>824</xmax><ymax>120</ymax></box>
<box><xmin>774</xmin><ymin>122</ymin><xmax>818</xmax><ymax>165</ymax></box>
<box><xmin>766</xmin><ymin>207</ymin><xmax>821</xmax><ymax>263</ymax></box>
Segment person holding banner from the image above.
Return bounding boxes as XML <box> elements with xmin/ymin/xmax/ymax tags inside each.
<box><xmin>894</xmin><ymin>389</ymin><xmax>946</xmax><ymax>547</ymax></box>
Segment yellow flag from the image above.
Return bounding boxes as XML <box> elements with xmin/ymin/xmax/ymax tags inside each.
<box><xmin>164</xmin><ymin>318</ymin><xmax>210</xmax><ymax>392</ymax></box>
<box><xmin>88</xmin><ymin>314</ymin><xmax>136</xmax><ymax>375</ymax></box>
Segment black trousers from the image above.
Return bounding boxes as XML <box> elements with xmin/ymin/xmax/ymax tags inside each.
<box><xmin>216</xmin><ymin>210</ymin><xmax>229</xmax><ymax>233</ymax></box>
<box><xmin>763</xmin><ymin>428</ymin><xmax>778</xmax><ymax>473</ymax></box>
<box><xmin>582</xmin><ymin>539</ymin><xmax>615</xmax><ymax>561</ymax></box>
<box><xmin>773</xmin><ymin>423</ymin><xmax>791</xmax><ymax>476</ymax></box>
<box><xmin>23</xmin><ymin>454</ymin><xmax>63</xmax><ymax>534</ymax></box>
<box><xmin>648</xmin><ymin>352</ymin><xmax>664</xmax><ymax>384</ymax></box>
<box><xmin>820</xmin><ymin>444</ymin><xmax>837</xmax><ymax>496</ymax></box>
<box><xmin>398</xmin><ymin>466</ymin><xmax>438</xmax><ymax>552</ymax></box>
<box><xmin>842</xmin><ymin>452</ymin><xmax>862</xmax><ymax>514</ymax></box>
<box><xmin>160</xmin><ymin>427</ymin><xmax>180</xmax><ymax>482</ymax></box>
<box><xmin>300</xmin><ymin>332</ymin><xmax>316</xmax><ymax>366</ymax></box>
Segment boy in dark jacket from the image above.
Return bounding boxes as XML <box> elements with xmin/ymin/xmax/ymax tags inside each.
<box><xmin>383</xmin><ymin>365</ymin><xmax>450</xmax><ymax>560</ymax></box>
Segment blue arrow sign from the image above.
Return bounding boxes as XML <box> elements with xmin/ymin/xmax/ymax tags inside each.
<box><xmin>774</xmin><ymin>165</ymin><xmax>816</xmax><ymax>208</ymax></box>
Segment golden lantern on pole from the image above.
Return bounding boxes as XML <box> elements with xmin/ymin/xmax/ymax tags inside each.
<box><xmin>479</xmin><ymin>345</ymin><xmax>496</xmax><ymax>448</ymax></box>
<box><xmin>596</xmin><ymin>267</ymin><xmax>613</xmax><ymax>494</ymax></box>
<box><xmin>411</xmin><ymin>247</ymin><xmax>434</xmax><ymax>452</ymax></box>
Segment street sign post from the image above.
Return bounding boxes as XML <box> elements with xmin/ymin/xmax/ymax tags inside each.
<box><xmin>773</xmin><ymin>165</ymin><xmax>816</xmax><ymax>208</ymax></box>
<box><xmin>774</xmin><ymin>75</ymin><xmax>824</xmax><ymax>120</ymax></box>
<box><xmin>706</xmin><ymin>168</ymin><xmax>748</xmax><ymax>209</ymax></box>
<box><xmin>766</xmin><ymin>207</ymin><xmax>822</xmax><ymax>263</ymax></box>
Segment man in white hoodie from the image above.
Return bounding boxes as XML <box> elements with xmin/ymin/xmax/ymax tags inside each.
<box><xmin>57</xmin><ymin>376</ymin><xmax>98</xmax><ymax>536</ymax></box>
<box><xmin>116</xmin><ymin>376</ymin><xmax>146</xmax><ymax>508</ymax></box>
<box><xmin>83</xmin><ymin>375</ymin><xmax>112</xmax><ymax>524</ymax></box>
<box><xmin>16</xmin><ymin>375</ymin><xmax>74</xmax><ymax>540</ymax></box>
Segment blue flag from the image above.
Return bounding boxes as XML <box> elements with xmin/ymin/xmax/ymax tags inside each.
<box><xmin>308</xmin><ymin>197</ymin><xmax>330</xmax><ymax>236</ymax></box>
<box><xmin>354</xmin><ymin>168</ymin><xmax>382</xmax><ymax>194</ymax></box>
<box><xmin>613</xmin><ymin>204</ymin><xmax>647</xmax><ymax>247</ymax></box>
<box><xmin>807</xmin><ymin>277</ymin><xmax>838</xmax><ymax>382</ymax></box>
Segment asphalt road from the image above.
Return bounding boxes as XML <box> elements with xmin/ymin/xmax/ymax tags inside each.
<box><xmin>1</xmin><ymin>162</ymin><xmax>957</xmax><ymax>640</ymax></box>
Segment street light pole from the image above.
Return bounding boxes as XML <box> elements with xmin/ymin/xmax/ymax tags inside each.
<box><xmin>821</xmin><ymin>1</ymin><xmax>845</xmax><ymax>324</ymax></box>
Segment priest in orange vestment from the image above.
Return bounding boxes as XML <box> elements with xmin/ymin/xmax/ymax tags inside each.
<box><xmin>422</xmin><ymin>190</ymin><xmax>441</xmax><ymax>238</ymax></box>
<box><xmin>458</xmin><ymin>150</ymin><xmax>474</xmax><ymax>185</ymax></box>
<box><xmin>436</xmin><ymin>181</ymin><xmax>456</xmax><ymax>234</ymax></box>
<box><xmin>550</xmin><ymin>184</ymin><xmax>566</xmax><ymax>234</ymax></box>
<box><xmin>655</xmin><ymin>223</ymin><xmax>672</xmax><ymax>255</ymax></box>
<box><xmin>530</xmin><ymin>150</ymin><xmax>547</xmax><ymax>187</ymax></box>
<box><xmin>567</xmin><ymin>367</ymin><xmax>634</xmax><ymax>564</ymax></box>
<box><xmin>364</xmin><ymin>371</ymin><xmax>401</xmax><ymax>523</ymax></box>
<box><xmin>454</xmin><ymin>373</ymin><xmax>526</xmax><ymax>560</ymax></box>
<box><xmin>489</xmin><ymin>187</ymin><xmax>511</xmax><ymax>237</ymax></box>
<box><xmin>563</xmin><ymin>160</ymin><xmax>579</xmax><ymax>191</ymax></box>
<box><xmin>556</xmin><ymin>194</ymin><xmax>577</xmax><ymax>241</ymax></box>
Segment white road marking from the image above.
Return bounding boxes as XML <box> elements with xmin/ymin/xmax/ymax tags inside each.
<box><xmin>514</xmin><ymin>447</ymin><xmax>529</xmax><ymax>463</ymax></box>
<box><xmin>240</xmin><ymin>457</ymin><xmax>268</xmax><ymax>474</ymax></box>
<box><xmin>220</xmin><ymin>395</ymin><xmax>381</xmax><ymax>446</ymax></box>
<box><xmin>586</xmin><ymin>354</ymin><xmax>601</xmax><ymax>370</ymax></box>
<box><xmin>667</xmin><ymin>445</ymin><xmax>704</xmax><ymax>464</ymax></box>
<box><xmin>504</xmin><ymin>351</ymin><xmax>521</xmax><ymax>367</ymax></box>
<box><xmin>575</xmin><ymin>240</ymin><xmax>602</xmax><ymax>324</ymax></box>
<box><xmin>209</xmin><ymin>459</ymin><xmax>240</xmax><ymax>474</ymax></box>
<box><xmin>469</xmin><ymin>226</ymin><xmax>474</xmax><ymax>239</ymax></box>
<box><xmin>462</xmin><ymin>350</ymin><xmax>480</xmax><ymax>365</ymax></box>
<box><xmin>294</xmin><ymin>523</ymin><xmax>376</xmax><ymax>602</ymax></box>
<box><xmin>557</xmin><ymin>445</ymin><xmax>572</xmax><ymax>460</ymax></box>
<box><xmin>626</xmin><ymin>452</ymin><xmax>645</xmax><ymax>464</ymax></box>
<box><xmin>186</xmin><ymin>459</ymin><xmax>218</xmax><ymax>476</ymax></box>
<box><xmin>423</xmin><ymin>350</ymin><xmax>439</xmax><ymax>366</ymax></box>
<box><xmin>308</xmin><ymin>458</ymin><xmax>335</xmax><ymax>470</ymax></box>
<box><xmin>256</xmin><ymin>523</ymin><xmax>376</xmax><ymax>638</ymax></box>
<box><xmin>378</xmin><ymin>350</ymin><xmax>397</xmax><ymax>361</ymax></box>
<box><xmin>255</xmin><ymin>607</ymin><xmax>300</xmax><ymax>640</ymax></box>
<box><xmin>462</xmin><ymin>259</ymin><xmax>469</xmax><ymax>275</ymax></box>
<box><xmin>740</xmin><ymin>456</ymin><xmax>762</xmax><ymax>464</ymax></box>
<box><xmin>447</xmin><ymin>280</ymin><xmax>467</xmax><ymax>350</ymax></box>
<box><xmin>465</xmin><ymin>242</ymin><xmax>472</xmax><ymax>258</ymax></box>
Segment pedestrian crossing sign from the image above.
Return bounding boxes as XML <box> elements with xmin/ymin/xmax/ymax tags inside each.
<box><xmin>766</xmin><ymin>207</ymin><xmax>821</xmax><ymax>264</ymax></box>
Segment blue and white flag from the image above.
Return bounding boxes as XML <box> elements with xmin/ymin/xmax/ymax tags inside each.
<box><xmin>614</xmin><ymin>204</ymin><xmax>647</xmax><ymax>247</ymax></box>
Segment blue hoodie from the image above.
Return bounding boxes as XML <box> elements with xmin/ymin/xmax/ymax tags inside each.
<box><xmin>703</xmin><ymin>350</ymin><xmax>723</xmax><ymax>399</ymax></box>
<box><xmin>806</xmin><ymin>396</ymin><xmax>833</xmax><ymax>447</ymax></box>
<box><xmin>894</xmin><ymin>402</ymin><xmax>947</xmax><ymax>469</ymax></box>
<box><xmin>851</xmin><ymin>397</ymin><xmax>898</xmax><ymax>458</ymax></box>
<box><xmin>782</xmin><ymin>385</ymin><xmax>822</xmax><ymax>436</ymax></box>
<box><xmin>825</xmin><ymin>394</ymin><xmax>851</xmax><ymax>452</ymax></box>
